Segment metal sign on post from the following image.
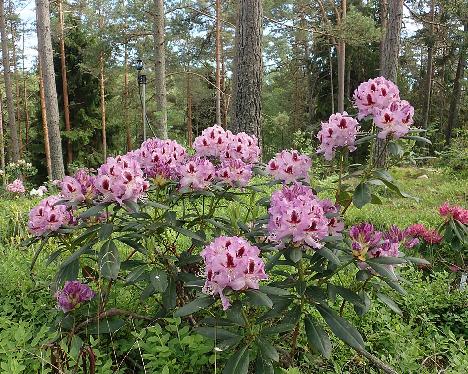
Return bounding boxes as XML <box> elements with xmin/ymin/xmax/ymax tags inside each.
<box><xmin>136</xmin><ymin>59</ymin><xmax>147</xmax><ymax>141</ymax></box>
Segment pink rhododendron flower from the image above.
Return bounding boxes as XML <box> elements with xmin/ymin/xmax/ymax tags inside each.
<box><xmin>60</xmin><ymin>169</ymin><xmax>95</xmax><ymax>204</ymax></box>
<box><xmin>267</xmin><ymin>150</ymin><xmax>311</xmax><ymax>183</ymax></box>
<box><xmin>374</xmin><ymin>100</ymin><xmax>414</xmax><ymax>139</ymax></box>
<box><xmin>28</xmin><ymin>195</ymin><xmax>74</xmax><ymax>236</ymax></box>
<box><xmin>349</xmin><ymin>223</ymin><xmax>383</xmax><ymax>261</ymax></box>
<box><xmin>439</xmin><ymin>202</ymin><xmax>468</xmax><ymax>225</ymax></box>
<box><xmin>319</xmin><ymin>199</ymin><xmax>345</xmax><ymax>236</ymax></box>
<box><xmin>178</xmin><ymin>157</ymin><xmax>215</xmax><ymax>190</ymax></box>
<box><xmin>201</xmin><ymin>236</ymin><xmax>267</xmax><ymax>310</ymax></box>
<box><xmin>353</xmin><ymin>77</ymin><xmax>400</xmax><ymax>120</ymax></box>
<box><xmin>317</xmin><ymin>112</ymin><xmax>360</xmax><ymax>160</ymax></box>
<box><xmin>193</xmin><ymin>125</ymin><xmax>231</xmax><ymax>158</ymax></box>
<box><xmin>6</xmin><ymin>179</ymin><xmax>25</xmax><ymax>194</ymax></box>
<box><xmin>94</xmin><ymin>155</ymin><xmax>149</xmax><ymax>205</ymax></box>
<box><xmin>268</xmin><ymin>183</ymin><xmax>329</xmax><ymax>248</ymax></box>
<box><xmin>135</xmin><ymin>137</ymin><xmax>187</xmax><ymax>179</ymax></box>
<box><xmin>406</xmin><ymin>223</ymin><xmax>442</xmax><ymax>245</ymax></box>
<box><xmin>221</xmin><ymin>132</ymin><xmax>261</xmax><ymax>164</ymax></box>
<box><xmin>215</xmin><ymin>159</ymin><xmax>252</xmax><ymax>187</ymax></box>
<box><xmin>55</xmin><ymin>281</ymin><xmax>95</xmax><ymax>313</ymax></box>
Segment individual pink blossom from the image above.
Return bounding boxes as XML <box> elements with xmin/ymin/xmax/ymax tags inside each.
<box><xmin>178</xmin><ymin>157</ymin><xmax>216</xmax><ymax>190</ymax></box>
<box><xmin>94</xmin><ymin>155</ymin><xmax>149</xmax><ymax>205</ymax></box>
<box><xmin>135</xmin><ymin>138</ymin><xmax>187</xmax><ymax>179</ymax></box>
<box><xmin>353</xmin><ymin>77</ymin><xmax>400</xmax><ymax>120</ymax></box>
<box><xmin>374</xmin><ymin>100</ymin><xmax>414</xmax><ymax>139</ymax></box>
<box><xmin>28</xmin><ymin>195</ymin><xmax>74</xmax><ymax>236</ymax></box>
<box><xmin>268</xmin><ymin>183</ymin><xmax>329</xmax><ymax>249</ymax></box>
<box><xmin>201</xmin><ymin>236</ymin><xmax>267</xmax><ymax>310</ymax></box>
<box><xmin>6</xmin><ymin>179</ymin><xmax>25</xmax><ymax>194</ymax></box>
<box><xmin>267</xmin><ymin>150</ymin><xmax>311</xmax><ymax>183</ymax></box>
<box><xmin>316</xmin><ymin>112</ymin><xmax>360</xmax><ymax>161</ymax></box>
<box><xmin>349</xmin><ymin>223</ymin><xmax>383</xmax><ymax>261</ymax></box>
<box><xmin>215</xmin><ymin>159</ymin><xmax>253</xmax><ymax>187</ymax></box>
<box><xmin>439</xmin><ymin>202</ymin><xmax>468</xmax><ymax>225</ymax></box>
<box><xmin>55</xmin><ymin>281</ymin><xmax>95</xmax><ymax>313</ymax></box>
<box><xmin>319</xmin><ymin>199</ymin><xmax>345</xmax><ymax>236</ymax></box>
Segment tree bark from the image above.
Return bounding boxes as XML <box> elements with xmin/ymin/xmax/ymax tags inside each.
<box><xmin>36</xmin><ymin>0</ymin><xmax>65</xmax><ymax>180</ymax></box>
<box><xmin>215</xmin><ymin>0</ymin><xmax>222</xmax><ymax>126</ymax></box>
<box><xmin>445</xmin><ymin>23</ymin><xmax>467</xmax><ymax>145</ymax></box>
<box><xmin>0</xmin><ymin>89</ymin><xmax>6</xmax><ymax>184</ymax></box>
<box><xmin>186</xmin><ymin>70</ymin><xmax>193</xmax><ymax>147</ymax></box>
<box><xmin>22</xmin><ymin>24</ymin><xmax>30</xmax><ymax>148</ymax></box>
<box><xmin>124</xmin><ymin>41</ymin><xmax>131</xmax><ymax>151</ymax></box>
<box><xmin>337</xmin><ymin>0</ymin><xmax>347</xmax><ymax>113</ymax></box>
<box><xmin>10</xmin><ymin>13</ymin><xmax>22</xmax><ymax>156</ymax></box>
<box><xmin>421</xmin><ymin>0</ymin><xmax>435</xmax><ymax>130</ymax></box>
<box><xmin>153</xmin><ymin>0</ymin><xmax>168</xmax><ymax>139</ymax></box>
<box><xmin>0</xmin><ymin>0</ymin><xmax>20</xmax><ymax>161</ymax></box>
<box><xmin>38</xmin><ymin>60</ymin><xmax>52</xmax><ymax>180</ymax></box>
<box><xmin>98</xmin><ymin>8</ymin><xmax>107</xmax><ymax>162</ymax></box>
<box><xmin>230</xmin><ymin>0</ymin><xmax>263</xmax><ymax>138</ymax></box>
<box><xmin>58</xmin><ymin>0</ymin><xmax>73</xmax><ymax>165</ymax></box>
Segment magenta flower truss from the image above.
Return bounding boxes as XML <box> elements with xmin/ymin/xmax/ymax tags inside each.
<box><xmin>353</xmin><ymin>77</ymin><xmax>400</xmax><ymax>120</ymax></box>
<box><xmin>55</xmin><ymin>281</ymin><xmax>95</xmax><ymax>313</ymax></box>
<box><xmin>94</xmin><ymin>155</ymin><xmax>149</xmax><ymax>205</ymax></box>
<box><xmin>178</xmin><ymin>157</ymin><xmax>216</xmax><ymax>190</ymax></box>
<box><xmin>349</xmin><ymin>223</ymin><xmax>383</xmax><ymax>261</ymax></box>
<box><xmin>384</xmin><ymin>224</ymin><xmax>420</xmax><ymax>249</ymax></box>
<box><xmin>28</xmin><ymin>195</ymin><xmax>74</xmax><ymax>236</ymax></box>
<box><xmin>374</xmin><ymin>99</ymin><xmax>414</xmax><ymax>139</ymax></box>
<box><xmin>6</xmin><ymin>178</ymin><xmax>25</xmax><ymax>194</ymax></box>
<box><xmin>317</xmin><ymin>112</ymin><xmax>360</xmax><ymax>161</ymax></box>
<box><xmin>439</xmin><ymin>202</ymin><xmax>468</xmax><ymax>225</ymax></box>
<box><xmin>268</xmin><ymin>183</ymin><xmax>329</xmax><ymax>249</ymax></box>
<box><xmin>135</xmin><ymin>137</ymin><xmax>187</xmax><ymax>179</ymax></box>
<box><xmin>319</xmin><ymin>199</ymin><xmax>345</xmax><ymax>236</ymax></box>
<box><xmin>215</xmin><ymin>159</ymin><xmax>253</xmax><ymax>187</ymax></box>
<box><xmin>60</xmin><ymin>169</ymin><xmax>95</xmax><ymax>204</ymax></box>
<box><xmin>406</xmin><ymin>223</ymin><xmax>443</xmax><ymax>245</ymax></box>
<box><xmin>201</xmin><ymin>236</ymin><xmax>267</xmax><ymax>310</ymax></box>
<box><xmin>267</xmin><ymin>150</ymin><xmax>311</xmax><ymax>183</ymax></box>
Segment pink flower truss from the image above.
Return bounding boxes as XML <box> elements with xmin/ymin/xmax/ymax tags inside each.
<box><xmin>55</xmin><ymin>281</ymin><xmax>95</xmax><ymax>313</ymax></box>
<box><xmin>28</xmin><ymin>195</ymin><xmax>74</xmax><ymax>236</ymax></box>
<box><xmin>406</xmin><ymin>223</ymin><xmax>442</xmax><ymax>245</ymax></box>
<box><xmin>374</xmin><ymin>99</ymin><xmax>414</xmax><ymax>139</ymax></box>
<box><xmin>268</xmin><ymin>183</ymin><xmax>329</xmax><ymax>249</ymax></box>
<box><xmin>439</xmin><ymin>202</ymin><xmax>468</xmax><ymax>225</ymax></box>
<box><xmin>6</xmin><ymin>179</ymin><xmax>25</xmax><ymax>194</ymax></box>
<box><xmin>215</xmin><ymin>159</ymin><xmax>253</xmax><ymax>187</ymax></box>
<box><xmin>317</xmin><ymin>112</ymin><xmax>360</xmax><ymax>161</ymax></box>
<box><xmin>353</xmin><ymin>77</ymin><xmax>400</xmax><ymax>120</ymax></box>
<box><xmin>349</xmin><ymin>223</ymin><xmax>383</xmax><ymax>260</ymax></box>
<box><xmin>267</xmin><ymin>150</ymin><xmax>311</xmax><ymax>183</ymax></box>
<box><xmin>94</xmin><ymin>155</ymin><xmax>149</xmax><ymax>205</ymax></box>
<box><xmin>178</xmin><ymin>157</ymin><xmax>216</xmax><ymax>190</ymax></box>
<box><xmin>220</xmin><ymin>132</ymin><xmax>261</xmax><ymax>164</ymax></box>
<box><xmin>201</xmin><ymin>236</ymin><xmax>267</xmax><ymax>310</ymax></box>
<box><xmin>319</xmin><ymin>199</ymin><xmax>345</xmax><ymax>236</ymax></box>
<box><xmin>135</xmin><ymin>138</ymin><xmax>187</xmax><ymax>179</ymax></box>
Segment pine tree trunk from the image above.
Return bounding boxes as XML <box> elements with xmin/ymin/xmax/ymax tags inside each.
<box><xmin>445</xmin><ymin>23</ymin><xmax>467</xmax><ymax>145</ymax></box>
<box><xmin>58</xmin><ymin>0</ymin><xmax>72</xmax><ymax>165</ymax></box>
<box><xmin>153</xmin><ymin>0</ymin><xmax>168</xmax><ymax>139</ymax></box>
<box><xmin>11</xmin><ymin>16</ymin><xmax>23</xmax><ymax>157</ymax></box>
<box><xmin>421</xmin><ymin>0</ymin><xmax>435</xmax><ymax>130</ymax></box>
<box><xmin>0</xmin><ymin>0</ymin><xmax>20</xmax><ymax>161</ymax></box>
<box><xmin>99</xmin><ymin>51</ymin><xmax>107</xmax><ymax>161</ymax></box>
<box><xmin>230</xmin><ymin>0</ymin><xmax>263</xmax><ymax>138</ymax></box>
<box><xmin>215</xmin><ymin>0</ymin><xmax>222</xmax><ymax>125</ymax></box>
<box><xmin>337</xmin><ymin>0</ymin><xmax>347</xmax><ymax>113</ymax></box>
<box><xmin>36</xmin><ymin>0</ymin><xmax>65</xmax><ymax>180</ymax></box>
<box><xmin>124</xmin><ymin>41</ymin><xmax>131</xmax><ymax>151</ymax></box>
<box><xmin>0</xmin><ymin>89</ymin><xmax>6</xmax><ymax>184</ymax></box>
<box><xmin>186</xmin><ymin>71</ymin><xmax>193</xmax><ymax>147</ymax></box>
<box><xmin>38</xmin><ymin>60</ymin><xmax>52</xmax><ymax>180</ymax></box>
<box><xmin>22</xmin><ymin>25</ymin><xmax>30</xmax><ymax>148</ymax></box>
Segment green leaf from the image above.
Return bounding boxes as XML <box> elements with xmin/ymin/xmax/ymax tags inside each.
<box><xmin>98</xmin><ymin>224</ymin><xmax>114</xmax><ymax>241</ymax></box>
<box><xmin>125</xmin><ymin>266</ymin><xmax>147</xmax><ymax>285</ymax></box>
<box><xmin>150</xmin><ymin>269</ymin><xmax>168</xmax><ymax>292</ymax></box>
<box><xmin>316</xmin><ymin>304</ymin><xmax>365</xmax><ymax>350</ymax></box>
<box><xmin>334</xmin><ymin>285</ymin><xmax>366</xmax><ymax>308</ymax></box>
<box><xmin>195</xmin><ymin>327</ymin><xmax>240</xmax><ymax>341</ymax></box>
<box><xmin>255</xmin><ymin>356</ymin><xmax>274</xmax><ymax>374</ymax></box>
<box><xmin>86</xmin><ymin>317</ymin><xmax>125</xmax><ymax>334</ymax></box>
<box><xmin>287</xmin><ymin>247</ymin><xmax>303</xmax><ymax>263</ymax></box>
<box><xmin>355</xmin><ymin>134</ymin><xmax>376</xmax><ymax>145</ymax></box>
<box><xmin>79</xmin><ymin>204</ymin><xmax>106</xmax><ymax>219</ymax></box>
<box><xmin>353</xmin><ymin>183</ymin><xmax>371</xmax><ymax>209</ymax></box>
<box><xmin>257</xmin><ymin>337</ymin><xmax>279</xmax><ymax>362</ymax></box>
<box><xmin>56</xmin><ymin>259</ymin><xmax>79</xmax><ymax>286</ymax></box>
<box><xmin>259</xmin><ymin>285</ymin><xmax>290</xmax><ymax>296</ymax></box>
<box><xmin>404</xmin><ymin>257</ymin><xmax>430</xmax><ymax>266</ymax></box>
<box><xmin>162</xmin><ymin>276</ymin><xmax>176</xmax><ymax>309</ymax></box>
<box><xmin>223</xmin><ymin>346</ymin><xmax>249</xmax><ymax>374</ymax></box>
<box><xmin>261</xmin><ymin>323</ymin><xmax>295</xmax><ymax>336</ymax></box>
<box><xmin>402</xmin><ymin>135</ymin><xmax>432</xmax><ymax>145</ymax></box>
<box><xmin>376</xmin><ymin>293</ymin><xmax>402</xmax><ymax>315</ymax></box>
<box><xmin>368</xmin><ymin>262</ymin><xmax>398</xmax><ymax>282</ymax></box>
<box><xmin>317</xmin><ymin>247</ymin><xmax>341</xmax><ymax>265</ymax></box>
<box><xmin>368</xmin><ymin>256</ymin><xmax>407</xmax><ymax>265</ymax></box>
<box><xmin>62</xmin><ymin>245</ymin><xmax>93</xmax><ymax>268</ymax></box>
<box><xmin>265</xmin><ymin>251</ymin><xmax>282</xmax><ymax>271</ymax></box>
<box><xmin>305</xmin><ymin>315</ymin><xmax>332</xmax><ymax>358</ymax></box>
<box><xmin>353</xmin><ymin>290</ymin><xmax>371</xmax><ymax>316</ymax></box>
<box><xmin>174</xmin><ymin>295</ymin><xmax>215</xmax><ymax>317</ymax></box>
<box><xmin>99</xmin><ymin>240</ymin><xmax>120</xmax><ymax>280</ymax></box>
<box><xmin>146</xmin><ymin>201</ymin><xmax>170</xmax><ymax>209</ymax></box>
<box><xmin>245</xmin><ymin>290</ymin><xmax>273</xmax><ymax>308</ymax></box>
<box><xmin>171</xmin><ymin>226</ymin><xmax>205</xmax><ymax>243</ymax></box>
<box><xmin>117</xmin><ymin>237</ymin><xmax>147</xmax><ymax>255</ymax></box>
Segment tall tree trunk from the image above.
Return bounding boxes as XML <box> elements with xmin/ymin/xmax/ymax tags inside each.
<box><xmin>230</xmin><ymin>0</ymin><xmax>263</xmax><ymax>138</ymax></box>
<box><xmin>22</xmin><ymin>24</ymin><xmax>30</xmax><ymax>148</ymax></box>
<box><xmin>58</xmin><ymin>0</ymin><xmax>72</xmax><ymax>165</ymax></box>
<box><xmin>329</xmin><ymin>47</ymin><xmax>335</xmax><ymax>113</ymax></box>
<box><xmin>0</xmin><ymin>89</ymin><xmax>6</xmax><ymax>184</ymax></box>
<box><xmin>36</xmin><ymin>0</ymin><xmax>65</xmax><ymax>180</ymax></box>
<box><xmin>186</xmin><ymin>70</ymin><xmax>193</xmax><ymax>147</ymax></box>
<box><xmin>38</xmin><ymin>60</ymin><xmax>52</xmax><ymax>180</ymax></box>
<box><xmin>0</xmin><ymin>0</ymin><xmax>20</xmax><ymax>161</ymax></box>
<box><xmin>221</xmin><ymin>47</ymin><xmax>228</xmax><ymax>128</ymax></box>
<box><xmin>445</xmin><ymin>23</ymin><xmax>467</xmax><ymax>145</ymax></box>
<box><xmin>153</xmin><ymin>0</ymin><xmax>168</xmax><ymax>139</ymax></box>
<box><xmin>375</xmin><ymin>0</ymin><xmax>403</xmax><ymax>167</ymax></box>
<box><xmin>215</xmin><ymin>0</ymin><xmax>222</xmax><ymax>125</ymax></box>
<box><xmin>98</xmin><ymin>8</ymin><xmax>107</xmax><ymax>161</ymax></box>
<box><xmin>421</xmin><ymin>0</ymin><xmax>435</xmax><ymax>130</ymax></box>
<box><xmin>10</xmin><ymin>14</ymin><xmax>22</xmax><ymax>156</ymax></box>
<box><xmin>337</xmin><ymin>0</ymin><xmax>346</xmax><ymax>113</ymax></box>
<box><xmin>124</xmin><ymin>41</ymin><xmax>131</xmax><ymax>151</ymax></box>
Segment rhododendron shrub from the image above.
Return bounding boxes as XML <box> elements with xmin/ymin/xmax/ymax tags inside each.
<box><xmin>26</xmin><ymin>79</ymin><xmax>432</xmax><ymax>373</ymax></box>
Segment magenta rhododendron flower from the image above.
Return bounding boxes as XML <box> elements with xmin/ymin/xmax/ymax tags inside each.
<box><xmin>135</xmin><ymin>137</ymin><xmax>187</xmax><ymax>179</ymax></box>
<box><xmin>405</xmin><ymin>223</ymin><xmax>442</xmax><ymax>245</ymax></box>
<box><xmin>178</xmin><ymin>157</ymin><xmax>216</xmax><ymax>190</ymax></box>
<box><xmin>268</xmin><ymin>183</ymin><xmax>329</xmax><ymax>248</ymax></box>
<box><xmin>267</xmin><ymin>150</ymin><xmax>311</xmax><ymax>183</ymax></box>
<box><xmin>439</xmin><ymin>202</ymin><xmax>468</xmax><ymax>225</ymax></box>
<box><xmin>349</xmin><ymin>223</ymin><xmax>383</xmax><ymax>261</ymax></box>
<box><xmin>28</xmin><ymin>195</ymin><xmax>74</xmax><ymax>236</ymax></box>
<box><xmin>215</xmin><ymin>159</ymin><xmax>253</xmax><ymax>187</ymax></box>
<box><xmin>55</xmin><ymin>281</ymin><xmax>95</xmax><ymax>313</ymax></box>
<box><xmin>94</xmin><ymin>155</ymin><xmax>149</xmax><ymax>205</ymax></box>
<box><xmin>201</xmin><ymin>236</ymin><xmax>267</xmax><ymax>310</ymax></box>
<box><xmin>374</xmin><ymin>100</ymin><xmax>414</xmax><ymax>139</ymax></box>
<box><xmin>353</xmin><ymin>77</ymin><xmax>400</xmax><ymax>120</ymax></box>
<box><xmin>317</xmin><ymin>112</ymin><xmax>360</xmax><ymax>160</ymax></box>
<box><xmin>6</xmin><ymin>179</ymin><xmax>25</xmax><ymax>194</ymax></box>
